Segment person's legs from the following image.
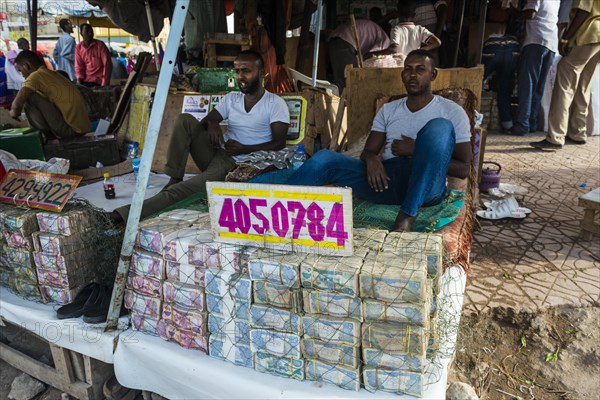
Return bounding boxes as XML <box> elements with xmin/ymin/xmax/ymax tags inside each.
<box><xmin>514</xmin><ymin>44</ymin><xmax>543</xmax><ymax>133</ymax></box>
<box><xmin>328</xmin><ymin>38</ymin><xmax>358</xmax><ymax>93</ymax></box>
<box><xmin>495</xmin><ymin>43</ymin><xmax>519</xmax><ymax>129</ymax></box>
<box><xmin>546</xmin><ymin>45</ymin><xmax>597</xmax><ymax>145</ymax></box>
<box><xmin>567</xmin><ymin>45</ymin><xmax>600</xmax><ymax>142</ymax></box>
<box><xmin>529</xmin><ymin>48</ymin><xmax>555</xmax><ymax>132</ymax></box>
<box><xmin>24</xmin><ymin>93</ymin><xmax>78</xmax><ymax>139</ymax></box>
<box><xmin>164</xmin><ymin>113</ymin><xmax>217</xmax><ymax>179</ymax></box>
<box><xmin>399</xmin><ymin>118</ymin><xmax>455</xmax><ymax>217</ymax></box>
<box><xmin>114</xmin><ymin>149</ymin><xmax>236</xmax><ymax>222</ymax></box>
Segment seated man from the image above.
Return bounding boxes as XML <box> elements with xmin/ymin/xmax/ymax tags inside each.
<box><xmin>9</xmin><ymin>50</ymin><xmax>91</xmax><ymax>141</ymax></box>
<box><xmin>286</xmin><ymin>49</ymin><xmax>471</xmax><ymax>232</ymax></box>
<box><xmin>111</xmin><ymin>50</ymin><xmax>290</xmax><ymax>223</ymax></box>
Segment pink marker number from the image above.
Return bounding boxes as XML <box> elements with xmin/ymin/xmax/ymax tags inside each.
<box><xmin>234</xmin><ymin>199</ymin><xmax>251</xmax><ymax>234</ymax></box>
<box><xmin>249</xmin><ymin>198</ymin><xmax>269</xmax><ymax>234</ymax></box>
<box><xmin>306</xmin><ymin>202</ymin><xmax>325</xmax><ymax>241</ymax></box>
<box><xmin>325</xmin><ymin>203</ymin><xmax>348</xmax><ymax>246</ymax></box>
<box><xmin>271</xmin><ymin>201</ymin><xmax>290</xmax><ymax>238</ymax></box>
<box><xmin>218</xmin><ymin>198</ymin><xmax>237</xmax><ymax>232</ymax></box>
<box><xmin>287</xmin><ymin>201</ymin><xmax>306</xmax><ymax>239</ymax></box>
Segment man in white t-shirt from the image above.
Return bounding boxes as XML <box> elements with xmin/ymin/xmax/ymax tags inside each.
<box><xmin>286</xmin><ymin>50</ymin><xmax>471</xmax><ymax>232</ymax></box>
<box><xmin>391</xmin><ymin>0</ymin><xmax>442</xmax><ymax>55</ymax></box>
<box><xmin>112</xmin><ymin>50</ymin><xmax>290</xmax><ymax>223</ymax></box>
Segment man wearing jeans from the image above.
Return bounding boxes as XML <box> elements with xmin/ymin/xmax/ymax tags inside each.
<box><xmin>286</xmin><ymin>50</ymin><xmax>471</xmax><ymax>232</ymax></box>
<box><xmin>111</xmin><ymin>50</ymin><xmax>289</xmax><ymax>224</ymax></box>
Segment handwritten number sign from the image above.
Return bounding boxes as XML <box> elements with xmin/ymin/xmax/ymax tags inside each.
<box><xmin>207</xmin><ymin>182</ymin><xmax>353</xmax><ymax>256</ymax></box>
<box><xmin>0</xmin><ymin>169</ymin><xmax>81</xmax><ymax>212</ymax></box>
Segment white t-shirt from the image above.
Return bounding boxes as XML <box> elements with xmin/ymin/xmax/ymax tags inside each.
<box><xmin>522</xmin><ymin>0</ymin><xmax>560</xmax><ymax>52</ymax></box>
<box><xmin>371</xmin><ymin>95</ymin><xmax>471</xmax><ymax>161</ymax></box>
<box><xmin>216</xmin><ymin>91</ymin><xmax>290</xmax><ymax>147</ymax></box>
<box><xmin>391</xmin><ymin>23</ymin><xmax>435</xmax><ymax>55</ymax></box>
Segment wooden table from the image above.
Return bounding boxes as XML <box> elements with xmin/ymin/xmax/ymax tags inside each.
<box><xmin>579</xmin><ymin>187</ymin><xmax>600</xmax><ymax>240</ymax></box>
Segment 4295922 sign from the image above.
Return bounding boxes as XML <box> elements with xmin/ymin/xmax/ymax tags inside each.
<box><xmin>207</xmin><ymin>182</ymin><xmax>353</xmax><ymax>256</ymax></box>
<box><xmin>0</xmin><ymin>169</ymin><xmax>81</xmax><ymax>212</ymax></box>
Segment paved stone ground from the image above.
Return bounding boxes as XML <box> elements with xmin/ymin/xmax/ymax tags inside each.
<box><xmin>466</xmin><ymin>131</ymin><xmax>600</xmax><ymax>313</ymax></box>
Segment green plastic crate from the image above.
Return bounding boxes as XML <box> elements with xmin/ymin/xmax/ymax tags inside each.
<box><xmin>193</xmin><ymin>68</ymin><xmax>239</xmax><ymax>93</ymax></box>
<box><xmin>0</xmin><ymin>130</ymin><xmax>45</xmax><ymax>161</ymax></box>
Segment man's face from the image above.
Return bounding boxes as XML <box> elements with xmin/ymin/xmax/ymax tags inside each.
<box><xmin>81</xmin><ymin>26</ymin><xmax>94</xmax><ymax>43</ymax></box>
<box><xmin>15</xmin><ymin>62</ymin><xmax>34</xmax><ymax>78</ymax></box>
<box><xmin>401</xmin><ymin>55</ymin><xmax>436</xmax><ymax>96</ymax></box>
<box><xmin>233</xmin><ymin>56</ymin><xmax>263</xmax><ymax>94</ymax></box>
<box><xmin>64</xmin><ymin>21</ymin><xmax>74</xmax><ymax>34</ymax></box>
<box><xmin>18</xmin><ymin>40</ymin><xmax>30</xmax><ymax>51</ymax></box>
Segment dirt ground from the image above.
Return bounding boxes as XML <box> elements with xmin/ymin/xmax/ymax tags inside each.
<box><xmin>449</xmin><ymin>306</ymin><xmax>600</xmax><ymax>400</ymax></box>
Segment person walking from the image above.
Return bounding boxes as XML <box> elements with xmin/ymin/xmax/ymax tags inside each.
<box><xmin>53</xmin><ymin>19</ymin><xmax>76</xmax><ymax>80</ymax></box>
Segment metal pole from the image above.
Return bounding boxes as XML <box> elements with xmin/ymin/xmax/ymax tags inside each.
<box><xmin>105</xmin><ymin>0</ymin><xmax>190</xmax><ymax>331</ymax></box>
<box><xmin>311</xmin><ymin>0</ymin><xmax>323</xmax><ymax>87</ymax></box>
<box><xmin>145</xmin><ymin>0</ymin><xmax>161</xmax><ymax>71</ymax></box>
<box><xmin>452</xmin><ymin>0</ymin><xmax>466</xmax><ymax>67</ymax></box>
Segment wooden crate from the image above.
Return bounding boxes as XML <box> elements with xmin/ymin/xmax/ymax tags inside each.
<box><xmin>203</xmin><ymin>33</ymin><xmax>251</xmax><ymax>67</ymax></box>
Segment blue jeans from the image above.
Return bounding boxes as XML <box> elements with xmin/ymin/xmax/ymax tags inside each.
<box><xmin>285</xmin><ymin>118</ymin><xmax>456</xmax><ymax>217</ymax></box>
<box><xmin>515</xmin><ymin>44</ymin><xmax>555</xmax><ymax>133</ymax></box>
<box><xmin>482</xmin><ymin>36</ymin><xmax>520</xmax><ymax>127</ymax></box>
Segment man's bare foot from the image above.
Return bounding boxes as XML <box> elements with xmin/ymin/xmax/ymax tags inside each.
<box><xmin>161</xmin><ymin>177</ymin><xmax>182</xmax><ymax>192</ymax></box>
<box><xmin>393</xmin><ymin>211</ymin><xmax>415</xmax><ymax>232</ymax></box>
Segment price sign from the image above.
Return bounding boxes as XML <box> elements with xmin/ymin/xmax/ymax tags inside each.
<box><xmin>0</xmin><ymin>169</ymin><xmax>81</xmax><ymax>212</ymax></box>
<box><xmin>207</xmin><ymin>182</ymin><xmax>353</xmax><ymax>256</ymax></box>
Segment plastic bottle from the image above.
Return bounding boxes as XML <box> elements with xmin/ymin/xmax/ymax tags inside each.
<box><xmin>291</xmin><ymin>144</ymin><xmax>307</xmax><ymax>170</ymax></box>
<box><xmin>103</xmin><ymin>173</ymin><xmax>116</xmax><ymax>199</ymax></box>
<box><xmin>127</xmin><ymin>141</ymin><xmax>139</xmax><ymax>159</ymax></box>
<box><xmin>131</xmin><ymin>157</ymin><xmax>141</xmax><ymax>181</ymax></box>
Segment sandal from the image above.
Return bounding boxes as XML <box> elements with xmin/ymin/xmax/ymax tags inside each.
<box><xmin>483</xmin><ymin>196</ymin><xmax>531</xmax><ymax>214</ymax></box>
<box><xmin>476</xmin><ymin>200</ymin><xmax>527</xmax><ymax>220</ymax></box>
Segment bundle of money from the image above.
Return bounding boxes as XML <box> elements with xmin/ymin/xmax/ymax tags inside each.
<box><xmin>162</xmin><ymin>302</ymin><xmax>207</xmax><ymax>335</ymax></box>
<box><xmin>360</xmin><ymin>252</ymin><xmax>428</xmax><ymax>303</ymax></box>
<box><xmin>36</xmin><ymin>209</ymin><xmax>92</xmax><ymax>236</ymax></box>
<box><xmin>305</xmin><ymin>359</ymin><xmax>361</xmax><ymax>391</ymax></box>
<box><xmin>32</xmin><ymin>231</ymin><xmax>94</xmax><ymax>255</ymax></box>
<box><xmin>163</xmin><ymin>281</ymin><xmax>205</xmax><ymax>312</ymax></box>
<box><xmin>363</xmin><ymin>347</ymin><xmax>425</xmax><ymax>372</ymax></box>
<box><xmin>124</xmin><ymin>289</ymin><xmax>162</xmax><ymax>319</ymax></box>
<box><xmin>157</xmin><ymin>319</ymin><xmax>208</xmax><ymax>352</ymax></box>
<box><xmin>36</xmin><ymin>266</ymin><xmax>89</xmax><ymax>289</ymax></box>
<box><xmin>206</xmin><ymin>293</ymin><xmax>250</xmax><ymax>320</ymax></box>
<box><xmin>162</xmin><ymin>228</ymin><xmax>213</xmax><ymax>264</ymax></box>
<box><xmin>254</xmin><ymin>351</ymin><xmax>304</xmax><ymax>380</ymax></box>
<box><xmin>300</xmin><ymin>252</ymin><xmax>365</xmax><ymax>297</ymax></box>
<box><xmin>3</xmin><ymin>231</ymin><xmax>34</xmax><ymax>250</ymax></box>
<box><xmin>131</xmin><ymin>314</ymin><xmax>160</xmax><ymax>335</ymax></box>
<box><xmin>158</xmin><ymin>209</ymin><xmax>211</xmax><ymax>225</ymax></box>
<box><xmin>205</xmin><ymin>269</ymin><xmax>252</xmax><ymax>301</ymax></box>
<box><xmin>126</xmin><ymin>272</ymin><xmax>163</xmax><ymax>298</ymax></box>
<box><xmin>0</xmin><ymin>267</ymin><xmax>11</xmax><ymax>287</ymax></box>
<box><xmin>136</xmin><ymin>219</ymin><xmax>192</xmax><ymax>254</ymax></box>
<box><xmin>32</xmin><ymin>251</ymin><xmax>94</xmax><ymax>276</ymax></box>
<box><xmin>208</xmin><ymin>314</ymin><xmax>251</xmax><ymax>344</ymax></box>
<box><xmin>1</xmin><ymin>207</ymin><xmax>38</xmax><ymax>237</ymax></box>
<box><xmin>11</xmin><ymin>263</ymin><xmax>38</xmax><ymax>283</ymax></box>
<box><xmin>11</xmin><ymin>277</ymin><xmax>41</xmax><ymax>299</ymax></box>
<box><xmin>383</xmin><ymin>232</ymin><xmax>443</xmax><ymax>277</ymax></box>
<box><xmin>362</xmin><ymin>322</ymin><xmax>426</xmax><ymax>354</ymax></box>
<box><xmin>301</xmin><ymin>338</ymin><xmax>360</xmax><ymax>368</ymax></box>
<box><xmin>165</xmin><ymin>261</ymin><xmax>206</xmax><ymax>286</ymax></box>
<box><xmin>220</xmin><ymin>245</ymin><xmax>256</xmax><ymax>273</ymax></box>
<box><xmin>302</xmin><ymin>315</ymin><xmax>361</xmax><ymax>346</ymax></box>
<box><xmin>302</xmin><ymin>289</ymin><xmax>363</xmax><ymax>321</ymax></box>
<box><xmin>363</xmin><ymin>368</ymin><xmax>423</xmax><ymax>397</ymax></box>
<box><xmin>5</xmin><ymin>247</ymin><xmax>35</xmax><ymax>270</ymax></box>
<box><xmin>188</xmin><ymin>241</ymin><xmax>221</xmax><ymax>267</ymax></box>
<box><xmin>40</xmin><ymin>284</ymin><xmax>84</xmax><ymax>304</ymax></box>
<box><xmin>253</xmin><ymin>280</ymin><xmax>302</xmax><ymax>311</ymax></box>
<box><xmin>209</xmin><ymin>333</ymin><xmax>254</xmax><ymax>368</ymax></box>
<box><xmin>131</xmin><ymin>249</ymin><xmax>165</xmax><ymax>280</ymax></box>
<box><xmin>250</xmin><ymin>304</ymin><xmax>302</xmax><ymax>335</ymax></box>
<box><xmin>353</xmin><ymin>228</ymin><xmax>388</xmax><ymax>251</ymax></box>
<box><xmin>362</xmin><ymin>298</ymin><xmax>430</xmax><ymax>327</ymax></box>
<box><xmin>249</xmin><ymin>328</ymin><xmax>301</xmax><ymax>359</ymax></box>
<box><xmin>248</xmin><ymin>251</ymin><xmax>305</xmax><ymax>288</ymax></box>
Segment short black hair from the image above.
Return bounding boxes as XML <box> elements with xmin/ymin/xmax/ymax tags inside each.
<box><xmin>14</xmin><ymin>50</ymin><xmax>43</xmax><ymax>68</ymax></box>
<box><xmin>236</xmin><ymin>50</ymin><xmax>264</xmax><ymax>69</ymax></box>
<box><xmin>80</xmin><ymin>23</ymin><xmax>92</xmax><ymax>31</ymax></box>
<box><xmin>406</xmin><ymin>49</ymin><xmax>436</xmax><ymax>69</ymax></box>
<box><xmin>17</xmin><ymin>38</ymin><xmax>29</xmax><ymax>49</ymax></box>
<box><xmin>59</xmin><ymin>19</ymin><xmax>70</xmax><ymax>30</ymax></box>
<box><xmin>397</xmin><ymin>0</ymin><xmax>416</xmax><ymax>19</ymax></box>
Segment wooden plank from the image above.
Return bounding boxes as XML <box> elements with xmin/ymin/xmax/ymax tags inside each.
<box><xmin>49</xmin><ymin>343</ymin><xmax>76</xmax><ymax>383</ymax></box>
<box><xmin>84</xmin><ymin>355</ymin><xmax>114</xmax><ymax>400</ymax></box>
<box><xmin>69</xmin><ymin>351</ymin><xmax>86</xmax><ymax>382</ymax></box>
<box><xmin>345</xmin><ymin>65</ymin><xmax>484</xmax><ymax>147</ymax></box>
<box><xmin>0</xmin><ymin>342</ymin><xmax>94</xmax><ymax>400</ymax></box>
<box><xmin>329</xmin><ymin>89</ymin><xmax>346</xmax><ymax>150</ymax></box>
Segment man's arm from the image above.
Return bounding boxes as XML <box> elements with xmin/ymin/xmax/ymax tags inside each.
<box><xmin>365</xmin><ymin>44</ymin><xmax>402</xmax><ymax>58</ymax></box>
<box><xmin>447</xmin><ymin>142</ymin><xmax>471</xmax><ymax>179</ymax></box>
<box><xmin>200</xmin><ymin>108</ymin><xmax>225</xmax><ymax>147</ymax></box>
<box><xmin>434</xmin><ymin>3</ymin><xmax>448</xmax><ymax>39</ymax></box>
<box><xmin>62</xmin><ymin>37</ymin><xmax>76</xmax><ymax>62</ymax></box>
<box><xmin>75</xmin><ymin>45</ymin><xmax>85</xmax><ymax>83</ymax></box>
<box><xmin>224</xmin><ymin>121</ymin><xmax>289</xmax><ymax>155</ymax></box>
<box><xmin>101</xmin><ymin>45</ymin><xmax>112</xmax><ymax>86</ymax></box>
<box><xmin>360</xmin><ymin>131</ymin><xmax>389</xmax><ymax>192</ymax></box>
<box><xmin>9</xmin><ymin>86</ymin><xmax>34</xmax><ymax>119</ymax></box>
<box><xmin>422</xmin><ymin>34</ymin><xmax>442</xmax><ymax>50</ymax></box>
<box><xmin>559</xmin><ymin>8</ymin><xmax>590</xmax><ymax>56</ymax></box>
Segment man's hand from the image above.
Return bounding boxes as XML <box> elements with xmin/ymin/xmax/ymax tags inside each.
<box><xmin>207</xmin><ymin>121</ymin><xmax>224</xmax><ymax>147</ymax></box>
<box><xmin>9</xmin><ymin>108</ymin><xmax>20</xmax><ymax>121</ymax></box>
<box><xmin>224</xmin><ymin>139</ymin><xmax>246</xmax><ymax>156</ymax></box>
<box><xmin>391</xmin><ymin>136</ymin><xmax>415</xmax><ymax>157</ymax></box>
<box><xmin>365</xmin><ymin>156</ymin><xmax>390</xmax><ymax>192</ymax></box>
<box><xmin>559</xmin><ymin>41</ymin><xmax>571</xmax><ymax>57</ymax></box>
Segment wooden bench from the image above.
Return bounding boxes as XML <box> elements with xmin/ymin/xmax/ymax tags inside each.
<box><xmin>579</xmin><ymin>187</ymin><xmax>600</xmax><ymax>240</ymax></box>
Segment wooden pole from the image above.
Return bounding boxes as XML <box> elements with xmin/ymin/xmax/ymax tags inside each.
<box><xmin>349</xmin><ymin>14</ymin><xmax>362</xmax><ymax>68</ymax></box>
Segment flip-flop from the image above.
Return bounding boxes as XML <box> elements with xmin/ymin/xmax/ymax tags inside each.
<box><xmin>483</xmin><ymin>196</ymin><xmax>532</xmax><ymax>214</ymax></box>
<box><xmin>476</xmin><ymin>200</ymin><xmax>527</xmax><ymax>220</ymax></box>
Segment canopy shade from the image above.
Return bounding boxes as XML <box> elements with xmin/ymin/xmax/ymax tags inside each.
<box><xmin>54</xmin><ymin>14</ymin><xmax>121</xmax><ymax>29</ymax></box>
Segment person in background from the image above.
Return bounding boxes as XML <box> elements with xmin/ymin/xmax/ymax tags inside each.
<box><xmin>110</xmin><ymin>50</ymin><xmax>128</xmax><ymax>79</ymax></box>
<box><xmin>17</xmin><ymin>38</ymin><xmax>30</xmax><ymax>51</ymax></box>
<box><xmin>390</xmin><ymin>0</ymin><xmax>442</xmax><ymax>55</ymax></box>
<box><xmin>0</xmin><ymin>52</ymin><xmax>15</xmax><ymax>109</ymax></box>
<box><xmin>413</xmin><ymin>0</ymin><xmax>447</xmax><ymax>40</ymax></box>
<box><xmin>511</xmin><ymin>0</ymin><xmax>560</xmax><ymax>135</ymax></box>
<box><xmin>118</xmin><ymin>52</ymin><xmax>128</xmax><ymax>70</ymax></box>
<box><xmin>531</xmin><ymin>0</ymin><xmax>599</xmax><ymax>149</ymax></box>
<box><xmin>369</xmin><ymin>6</ymin><xmax>393</xmax><ymax>37</ymax></box>
<box><xmin>53</xmin><ymin>19</ymin><xmax>76</xmax><ymax>81</ymax></box>
<box><xmin>5</xmin><ymin>50</ymin><xmax>24</xmax><ymax>91</ymax></box>
<box><xmin>75</xmin><ymin>23</ymin><xmax>112</xmax><ymax>87</ymax></box>
<box><xmin>328</xmin><ymin>18</ymin><xmax>400</xmax><ymax>92</ymax></box>
<box><xmin>9</xmin><ymin>51</ymin><xmax>91</xmax><ymax>141</ymax></box>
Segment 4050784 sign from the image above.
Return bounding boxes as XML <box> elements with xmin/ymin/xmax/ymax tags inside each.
<box><xmin>207</xmin><ymin>182</ymin><xmax>353</xmax><ymax>256</ymax></box>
